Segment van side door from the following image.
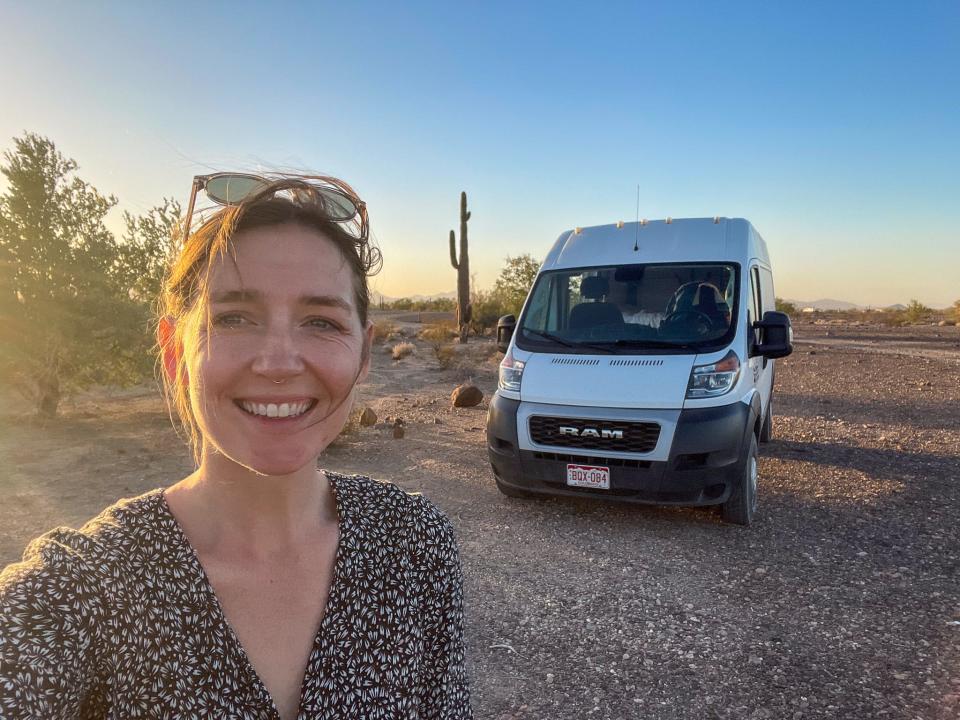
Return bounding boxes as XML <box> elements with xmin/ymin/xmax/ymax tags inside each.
<box><xmin>748</xmin><ymin>265</ymin><xmax>775</xmax><ymax>415</ymax></box>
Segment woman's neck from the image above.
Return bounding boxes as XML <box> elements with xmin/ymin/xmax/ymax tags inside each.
<box><xmin>166</xmin><ymin>453</ymin><xmax>336</xmax><ymax>562</ymax></box>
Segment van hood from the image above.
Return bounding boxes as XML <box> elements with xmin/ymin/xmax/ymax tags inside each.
<box><xmin>519</xmin><ymin>353</ymin><xmax>696</xmax><ymax>409</ymax></box>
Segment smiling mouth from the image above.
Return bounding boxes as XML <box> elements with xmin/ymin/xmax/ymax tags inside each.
<box><xmin>236</xmin><ymin>399</ymin><xmax>318</xmax><ymax>419</ymax></box>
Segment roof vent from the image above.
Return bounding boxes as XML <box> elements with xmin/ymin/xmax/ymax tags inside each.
<box><xmin>665</xmin><ymin>217</ymin><xmax>672</xmax><ymax>224</ymax></box>
<box><xmin>640</xmin><ymin>218</ymin><xmax>648</xmax><ymax>226</ymax></box>
<box><xmin>616</xmin><ymin>220</ymin><xmax>624</xmax><ymax>228</ymax></box>
<box><xmin>574</xmin><ymin>227</ymin><xmax>582</xmax><ymax>234</ymax></box>
<box><xmin>713</xmin><ymin>216</ymin><xmax>720</xmax><ymax>224</ymax></box>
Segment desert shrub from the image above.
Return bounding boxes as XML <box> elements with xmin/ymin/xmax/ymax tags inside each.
<box><xmin>775</xmin><ymin>298</ymin><xmax>798</xmax><ymax>316</ymax></box>
<box><xmin>386</xmin><ymin>296</ymin><xmax>456</xmax><ymax>312</ymax></box>
<box><xmin>952</xmin><ymin>299</ymin><xmax>960</xmax><ymax>324</ymax></box>
<box><xmin>468</xmin><ymin>255</ymin><xmax>540</xmax><ymax>335</ymax></box>
<box><xmin>876</xmin><ymin>310</ymin><xmax>906</xmax><ymax>327</ymax></box>
<box><xmin>391</xmin><ymin>342</ymin><xmax>415</xmax><ymax>360</ymax></box>
<box><xmin>430</xmin><ymin>340</ymin><xmax>500</xmax><ymax>372</ymax></box>
<box><xmin>433</xmin><ymin>343</ymin><xmax>457</xmax><ymax>370</ymax></box>
<box><xmin>418</xmin><ymin>321</ymin><xmax>457</xmax><ymax>343</ymax></box>
<box><xmin>493</xmin><ymin>254</ymin><xmax>540</xmax><ymax>312</ymax></box>
<box><xmin>372</xmin><ymin>320</ymin><xmax>398</xmax><ymax>343</ymax></box>
<box><xmin>469</xmin><ymin>288</ymin><xmax>511</xmax><ymax>335</ymax></box>
<box><xmin>903</xmin><ymin>299</ymin><xmax>931</xmax><ymax>324</ymax></box>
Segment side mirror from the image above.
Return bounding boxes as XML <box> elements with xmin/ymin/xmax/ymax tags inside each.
<box><xmin>496</xmin><ymin>315</ymin><xmax>516</xmax><ymax>353</ymax></box>
<box><xmin>753</xmin><ymin>310</ymin><xmax>793</xmax><ymax>359</ymax></box>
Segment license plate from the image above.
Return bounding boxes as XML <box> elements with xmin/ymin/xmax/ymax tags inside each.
<box><xmin>566</xmin><ymin>464</ymin><xmax>610</xmax><ymax>490</ymax></box>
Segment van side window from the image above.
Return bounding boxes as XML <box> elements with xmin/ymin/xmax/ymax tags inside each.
<box><xmin>759</xmin><ymin>269</ymin><xmax>775</xmax><ymax>314</ymax></box>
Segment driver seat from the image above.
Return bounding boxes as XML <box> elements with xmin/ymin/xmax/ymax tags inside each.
<box><xmin>692</xmin><ymin>283</ymin><xmax>729</xmax><ymax>329</ymax></box>
<box><xmin>569</xmin><ymin>276</ymin><xmax>624</xmax><ymax>330</ymax></box>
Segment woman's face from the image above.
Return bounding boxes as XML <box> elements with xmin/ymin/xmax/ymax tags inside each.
<box><xmin>183</xmin><ymin>222</ymin><xmax>372</xmax><ymax>476</ymax></box>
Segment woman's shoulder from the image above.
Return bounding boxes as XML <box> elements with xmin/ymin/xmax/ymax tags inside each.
<box><xmin>323</xmin><ymin>470</ymin><xmax>459</xmax><ymax>553</ymax></box>
<box><xmin>0</xmin><ymin>489</ymin><xmax>166</xmax><ymax>592</ymax></box>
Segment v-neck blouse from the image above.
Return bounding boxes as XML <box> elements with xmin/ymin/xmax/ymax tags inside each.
<box><xmin>0</xmin><ymin>472</ymin><xmax>472</xmax><ymax>719</ymax></box>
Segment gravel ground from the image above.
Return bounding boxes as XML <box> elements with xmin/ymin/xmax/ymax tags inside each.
<box><xmin>333</xmin><ymin>320</ymin><xmax>960</xmax><ymax>720</ymax></box>
<box><xmin>1</xmin><ymin>319</ymin><xmax>958</xmax><ymax>719</ymax></box>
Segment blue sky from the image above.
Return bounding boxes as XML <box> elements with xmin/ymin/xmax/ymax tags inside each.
<box><xmin>1</xmin><ymin>1</ymin><xmax>958</xmax><ymax>306</ymax></box>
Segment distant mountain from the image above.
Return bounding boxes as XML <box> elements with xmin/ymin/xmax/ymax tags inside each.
<box><xmin>785</xmin><ymin>298</ymin><xmax>862</xmax><ymax>311</ymax></box>
<box><xmin>370</xmin><ymin>291</ymin><xmax>397</xmax><ymax>305</ymax></box>
<box><xmin>370</xmin><ymin>290</ymin><xmax>456</xmax><ymax>305</ymax></box>
<box><xmin>783</xmin><ymin>299</ymin><xmax>940</xmax><ymax>311</ymax></box>
<box><xmin>406</xmin><ymin>290</ymin><xmax>457</xmax><ymax>302</ymax></box>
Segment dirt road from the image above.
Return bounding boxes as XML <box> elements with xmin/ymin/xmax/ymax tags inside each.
<box><xmin>1</xmin><ymin>321</ymin><xmax>958</xmax><ymax>719</ymax></box>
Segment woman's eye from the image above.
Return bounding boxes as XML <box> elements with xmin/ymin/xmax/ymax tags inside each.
<box><xmin>213</xmin><ymin>313</ymin><xmax>248</xmax><ymax>327</ymax></box>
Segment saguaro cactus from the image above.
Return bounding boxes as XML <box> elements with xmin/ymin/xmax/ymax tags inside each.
<box><xmin>449</xmin><ymin>191</ymin><xmax>472</xmax><ymax>343</ymax></box>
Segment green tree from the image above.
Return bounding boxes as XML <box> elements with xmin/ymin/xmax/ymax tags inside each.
<box><xmin>903</xmin><ymin>299</ymin><xmax>930</xmax><ymax>323</ymax></box>
<box><xmin>468</xmin><ymin>254</ymin><xmax>540</xmax><ymax>334</ymax></box>
<box><xmin>493</xmin><ymin>253</ymin><xmax>540</xmax><ymax>316</ymax></box>
<box><xmin>775</xmin><ymin>297</ymin><xmax>798</xmax><ymax>316</ymax></box>
<box><xmin>0</xmin><ymin>133</ymin><xmax>152</xmax><ymax>417</ymax></box>
<box><xmin>118</xmin><ymin>198</ymin><xmax>181</xmax><ymax>305</ymax></box>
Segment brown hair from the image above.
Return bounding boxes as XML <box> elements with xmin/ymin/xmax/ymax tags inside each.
<box><xmin>157</xmin><ymin>176</ymin><xmax>381</xmax><ymax>462</ymax></box>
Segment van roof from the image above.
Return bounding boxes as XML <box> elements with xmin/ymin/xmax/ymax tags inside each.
<box><xmin>541</xmin><ymin>217</ymin><xmax>770</xmax><ymax>271</ymax></box>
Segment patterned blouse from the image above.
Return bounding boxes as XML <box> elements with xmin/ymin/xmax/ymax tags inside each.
<box><xmin>0</xmin><ymin>473</ymin><xmax>472</xmax><ymax>719</ymax></box>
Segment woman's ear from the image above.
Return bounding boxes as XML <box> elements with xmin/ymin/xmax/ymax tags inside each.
<box><xmin>358</xmin><ymin>320</ymin><xmax>374</xmax><ymax>383</ymax></box>
<box><xmin>157</xmin><ymin>316</ymin><xmax>181</xmax><ymax>383</ymax></box>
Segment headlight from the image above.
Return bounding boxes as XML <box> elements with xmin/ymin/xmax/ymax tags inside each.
<box><xmin>498</xmin><ymin>351</ymin><xmax>525</xmax><ymax>392</ymax></box>
<box><xmin>686</xmin><ymin>350</ymin><xmax>740</xmax><ymax>398</ymax></box>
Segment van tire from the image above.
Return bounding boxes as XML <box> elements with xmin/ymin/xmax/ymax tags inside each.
<box><xmin>759</xmin><ymin>398</ymin><xmax>773</xmax><ymax>443</ymax></box>
<box><xmin>496</xmin><ymin>478</ymin><xmax>532</xmax><ymax>499</ymax></box>
<box><xmin>722</xmin><ymin>434</ymin><xmax>758</xmax><ymax>526</ymax></box>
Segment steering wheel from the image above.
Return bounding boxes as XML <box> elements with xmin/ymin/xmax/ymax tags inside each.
<box><xmin>660</xmin><ymin>310</ymin><xmax>714</xmax><ymax>336</ymax></box>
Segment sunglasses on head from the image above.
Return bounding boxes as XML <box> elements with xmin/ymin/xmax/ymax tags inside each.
<box><xmin>181</xmin><ymin>172</ymin><xmax>366</xmax><ymax>243</ymax></box>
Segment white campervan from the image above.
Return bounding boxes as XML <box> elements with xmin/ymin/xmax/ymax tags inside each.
<box><xmin>486</xmin><ymin>217</ymin><xmax>792</xmax><ymax>525</ymax></box>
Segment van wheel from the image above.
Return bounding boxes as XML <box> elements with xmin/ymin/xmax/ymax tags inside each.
<box><xmin>759</xmin><ymin>398</ymin><xmax>773</xmax><ymax>443</ymax></box>
<box><xmin>496</xmin><ymin>478</ymin><xmax>532</xmax><ymax>499</ymax></box>
<box><xmin>722</xmin><ymin>434</ymin><xmax>758</xmax><ymax>526</ymax></box>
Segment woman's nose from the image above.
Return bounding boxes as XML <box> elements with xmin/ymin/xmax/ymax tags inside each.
<box><xmin>251</xmin><ymin>328</ymin><xmax>305</xmax><ymax>379</ymax></box>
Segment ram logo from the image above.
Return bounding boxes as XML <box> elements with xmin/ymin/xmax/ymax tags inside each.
<box><xmin>558</xmin><ymin>426</ymin><xmax>624</xmax><ymax>439</ymax></box>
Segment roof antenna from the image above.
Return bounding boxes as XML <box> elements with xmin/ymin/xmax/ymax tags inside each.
<box><xmin>633</xmin><ymin>184</ymin><xmax>640</xmax><ymax>252</ymax></box>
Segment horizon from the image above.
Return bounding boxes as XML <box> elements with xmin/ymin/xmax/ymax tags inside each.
<box><xmin>1</xmin><ymin>2</ymin><xmax>958</xmax><ymax>307</ymax></box>
<box><xmin>369</xmin><ymin>288</ymin><xmax>950</xmax><ymax>311</ymax></box>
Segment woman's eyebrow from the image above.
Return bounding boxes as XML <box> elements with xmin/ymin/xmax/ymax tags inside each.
<box><xmin>210</xmin><ymin>289</ymin><xmax>352</xmax><ymax>312</ymax></box>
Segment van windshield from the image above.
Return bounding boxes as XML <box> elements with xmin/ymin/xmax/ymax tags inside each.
<box><xmin>517</xmin><ymin>263</ymin><xmax>739</xmax><ymax>353</ymax></box>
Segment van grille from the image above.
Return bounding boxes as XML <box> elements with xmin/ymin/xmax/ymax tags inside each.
<box><xmin>528</xmin><ymin>416</ymin><xmax>660</xmax><ymax>453</ymax></box>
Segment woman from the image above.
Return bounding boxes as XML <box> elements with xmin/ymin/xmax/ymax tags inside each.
<box><xmin>0</xmin><ymin>175</ymin><xmax>472</xmax><ymax>719</ymax></box>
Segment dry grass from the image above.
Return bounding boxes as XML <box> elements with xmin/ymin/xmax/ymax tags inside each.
<box><xmin>372</xmin><ymin>320</ymin><xmax>399</xmax><ymax>343</ymax></box>
<box><xmin>418</xmin><ymin>321</ymin><xmax>458</xmax><ymax>343</ymax></box>
<box><xmin>431</xmin><ymin>340</ymin><xmax>501</xmax><ymax>371</ymax></box>
<box><xmin>433</xmin><ymin>343</ymin><xmax>457</xmax><ymax>370</ymax></box>
<box><xmin>391</xmin><ymin>342</ymin><xmax>415</xmax><ymax>360</ymax></box>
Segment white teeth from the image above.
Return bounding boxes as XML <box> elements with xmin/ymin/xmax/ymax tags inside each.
<box><xmin>240</xmin><ymin>400</ymin><xmax>312</xmax><ymax>418</ymax></box>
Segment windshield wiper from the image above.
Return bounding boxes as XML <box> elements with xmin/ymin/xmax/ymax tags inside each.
<box><xmin>522</xmin><ymin>329</ymin><xmax>576</xmax><ymax>348</ymax></box>
<box><xmin>523</xmin><ymin>329</ymin><xmax>615</xmax><ymax>354</ymax></box>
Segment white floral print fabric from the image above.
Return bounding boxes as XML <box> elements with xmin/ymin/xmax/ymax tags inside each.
<box><xmin>0</xmin><ymin>472</ymin><xmax>472</xmax><ymax>719</ymax></box>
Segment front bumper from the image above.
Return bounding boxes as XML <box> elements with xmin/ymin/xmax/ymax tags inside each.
<box><xmin>487</xmin><ymin>393</ymin><xmax>753</xmax><ymax>506</ymax></box>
